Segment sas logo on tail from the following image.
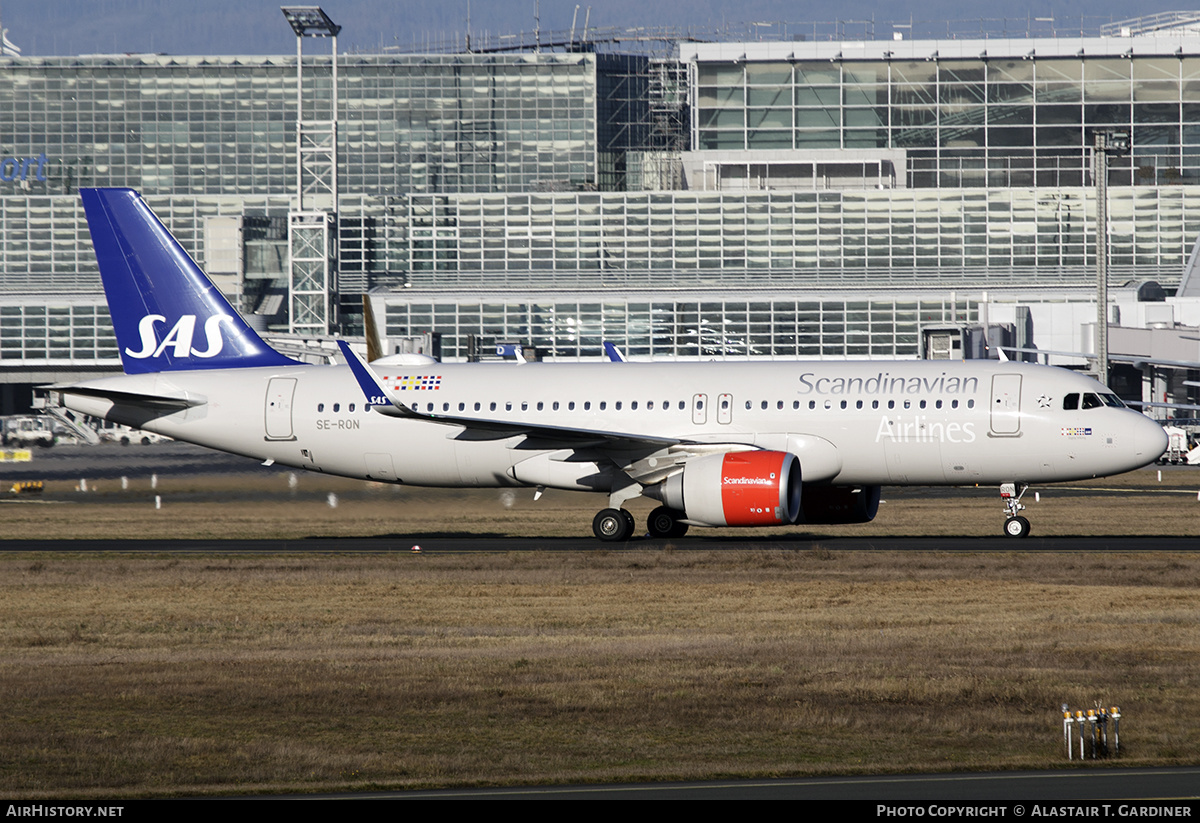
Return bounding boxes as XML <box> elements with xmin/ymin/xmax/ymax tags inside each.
<box><xmin>125</xmin><ymin>314</ymin><xmax>237</xmax><ymax>360</ymax></box>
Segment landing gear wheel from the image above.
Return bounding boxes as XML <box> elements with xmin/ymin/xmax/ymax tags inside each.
<box><xmin>1003</xmin><ymin>516</ymin><xmax>1031</xmax><ymax>538</ymax></box>
<box><xmin>621</xmin><ymin>509</ymin><xmax>636</xmax><ymax>538</ymax></box>
<box><xmin>647</xmin><ymin>506</ymin><xmax>689</xmax><ymax>538</ymax></box>
<box><xmin>593</xmin><ymin>508</ymin><xmax>633</xmax><ymax>542</ymax></box>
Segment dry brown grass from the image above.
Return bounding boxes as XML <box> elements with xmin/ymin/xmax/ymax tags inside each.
<box><xmin>1</xmin><ymin>549</ymin><xmax>1198</xmax><ymax>797</ymax></box>
<box><xmin>0</xmin><ymin>466</ymin><xmax>1197</xmax><ymax>539</ymax></box>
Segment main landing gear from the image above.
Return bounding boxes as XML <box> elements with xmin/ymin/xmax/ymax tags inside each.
<box><xmin>592</xmin><ymin>508</ymin><xmax>636</xmax><ymax>541</ymax></box>
<box><xmin>1000</xmin><ymin>482</ymin><xmax>1031</xmax><ymax>538</ymax></box>
<box><xmin>646</xmin><ymin>506</ymin><xmax>689</xmax><ymax>539</ymax></box>
<box><xmin>591</xmin><ymin>506</ymin><xmax>690</xmax><ymax>541</ymax></box>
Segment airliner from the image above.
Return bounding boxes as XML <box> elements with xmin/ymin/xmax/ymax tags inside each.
<box><xmin>48</xmin><ymin>188</ymin><xmax>1169</xmax><ymax>541</ymax></box>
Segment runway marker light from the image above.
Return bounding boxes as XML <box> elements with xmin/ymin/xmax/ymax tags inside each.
<box><xmin>154</xmin><ymin>495</ymin><xmax>161</xmax><ymax>510</ymax></box>
<box><xmin>327</xmin><ymin>492</ymin><xmax>338</xmax><ymax>508</ymax></box>
<box><xmin>9</xmin><ymin>480</ymin><xmax>43</xmax><ymax>495</ymax></box>
<box><xmin>1062</xmin><ymin>705</ymin><xmax>1074</xmax><ymax>759</ymax></box>
<box><xmin>1063</xmin><ymin>704</ymin><xmax>1119</xmax><ymax>759</ymax></box>
<box><xmin>411</xmin><ymin>545</ymin><xmax>422</xmax><ymax>553</ymax></box>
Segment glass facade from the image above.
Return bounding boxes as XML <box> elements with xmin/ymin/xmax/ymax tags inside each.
<box><xmin>0</xmin><ymin>299</ymin><xmax>116</xmax><ymax>365</ymax></box>
<box><xmin>379</xmin><ymin>293</ymin><xmax>973</xmax><ymax>361</ymax></box>
<box><xmin>691</xmin><ymin>45</ymin><xmax>1200</xmax><ymax>188</ymax></box>
<box><xmin>5</xmin><ymin>29</ymin><xmax>1200</xmax><ymax>372</ymax></box>
<box><xmin>396</xmin><ymin>188</ymin><xmax>1200</xmax><ymax>288</ymax></box>
<box><xmin>0</xmin><ymin>53</ymin><xmax>604</xmax><ymax>197</ymax></box>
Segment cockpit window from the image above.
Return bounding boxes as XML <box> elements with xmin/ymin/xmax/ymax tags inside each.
<box><xmin>1063</xmin><ymin>393</ymin><xmax>1079</xmax><ymax>410</ymax></box>
<box><xmin>1080</xmin><ymin>393</ymin><xmax>1124</xmax><ymax>410</ymax></box>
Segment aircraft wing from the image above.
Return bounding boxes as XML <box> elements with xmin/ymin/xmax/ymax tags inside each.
<box><xmin>46</xmin><ymin>382</ymin><xmax>207</xmax><ymax>410</ymax></box>
<box><xmin>337</xmin><ymin>340</ymin><xmax>681</xmax><ymax>448</ymax></box>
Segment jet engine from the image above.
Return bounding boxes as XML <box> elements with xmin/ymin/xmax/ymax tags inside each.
<box><xmin>650</xmin><ymin>450</ymin><xmax>801</xmax><ymax>527</ymax></box>
<box><xmin>797</xmin><ymin>484</ymin><xmax>881</xmax><ymax>524</ymax></box>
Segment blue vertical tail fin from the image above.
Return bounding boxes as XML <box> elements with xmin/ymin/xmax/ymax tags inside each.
<box><xmin>80</xmin><ymin>187</ymin><xmax>299</xmax><ymax>374</ymax></box>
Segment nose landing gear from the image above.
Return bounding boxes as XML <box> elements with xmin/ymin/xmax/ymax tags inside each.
<box><xmin>1000</xmin><ymin>482</ymin><xmax>1031</xmax><ymax>538</ymax></box>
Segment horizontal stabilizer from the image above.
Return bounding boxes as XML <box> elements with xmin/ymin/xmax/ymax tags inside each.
<box><xmin>51</xmin><ymin>383</ymin><xmax>206</xmax><ymax>410</ymax></box>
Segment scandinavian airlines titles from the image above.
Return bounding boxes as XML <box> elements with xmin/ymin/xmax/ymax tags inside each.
<box><xmin>798</xmin><ymin>371</ymin><xmax>980</xmax><ymax>396</ymax></box>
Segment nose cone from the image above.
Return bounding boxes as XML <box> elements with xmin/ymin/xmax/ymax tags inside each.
<box><xmin>1133</xmin><ymin>415</ymin><xmax>1169</xmax><ymax>467</ymax></box>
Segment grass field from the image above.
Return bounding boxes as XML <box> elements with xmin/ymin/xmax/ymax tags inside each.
<box><xmin>0</xmin><ymin>468</ymin><xmax>1198</xmax><ymax>797</ymax></box>
<box><xmin>1</xmin><ymin>465</ymin><xmax>1199</xmax><ymax>540</ymax></box>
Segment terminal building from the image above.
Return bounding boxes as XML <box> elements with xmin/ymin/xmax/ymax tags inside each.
<box><xmin>3</xmin><ymin>12</ymin><xmax>1200</xmax><ymax>416</ymax></box>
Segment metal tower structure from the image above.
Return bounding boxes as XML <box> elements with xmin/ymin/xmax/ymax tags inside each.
<box><xmin>282</xmin><ymin>6</ymin><xmax>340</xmax><ymax>335</ymax></box>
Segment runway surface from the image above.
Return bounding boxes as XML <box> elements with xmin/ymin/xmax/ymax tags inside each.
<box><xmin>358</xmin><ymin>766</ymin><xmax>1200</xmax><ymax>800</ymax></box>
<box><xmin>2</xmin><ymin>535</ymin><xmax>1198</xmax><ymax>552</ymax></box>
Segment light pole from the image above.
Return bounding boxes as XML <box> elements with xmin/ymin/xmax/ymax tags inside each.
<box><xmin>281</xmin><ymin>6</ymin><xmax>340</xmax><ymax>211</ymax></box>
<box><xmin>1092</xmin><ymin>129</ymin><xmax>1128</xmax><ymax>388</ymax></box>
<box><xmin>281</xmin><ymin>6</ymin><xmax>341</xmax><ymax>336</ymax></box>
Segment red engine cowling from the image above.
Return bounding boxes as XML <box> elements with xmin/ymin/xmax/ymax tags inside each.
<box><xmin>798</xmin><ymin>485</ymin><xmax>881</xmax><ymax>524</ymax></box>
<box><xmin>656</xmin><ymin>450</ymin><xmax>802</xmax><ymax>527</ymax></box>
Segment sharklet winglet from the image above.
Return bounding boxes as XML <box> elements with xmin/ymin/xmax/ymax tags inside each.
<box><xmin>337</xmin><ymin>340</ymin><xmax>394</xmax><ymax>408</ymax></box>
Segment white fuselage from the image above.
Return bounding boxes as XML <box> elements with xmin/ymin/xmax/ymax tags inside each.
<box><xmin>58</xmin><ymin>359</ymin><xmax>1166</xmax><ymax>491</ymax></box>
